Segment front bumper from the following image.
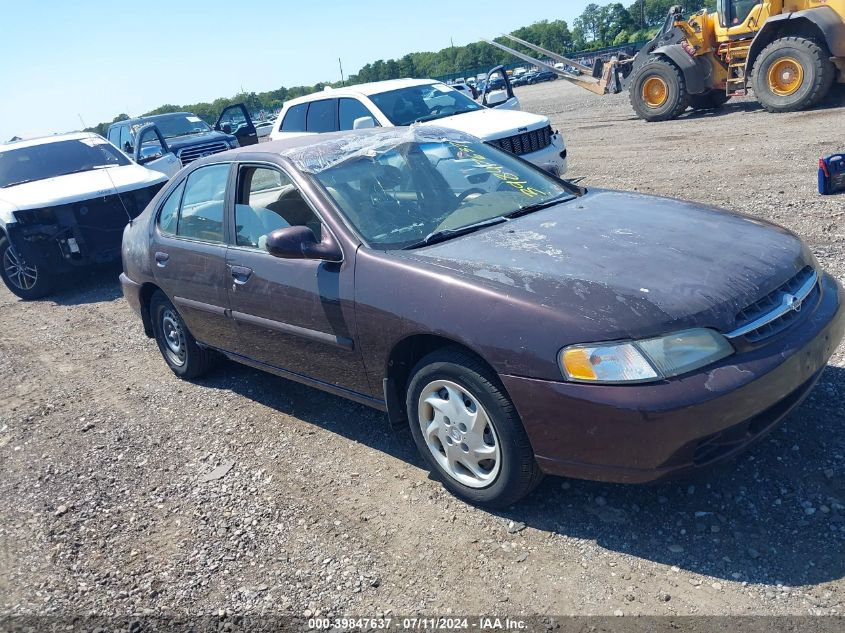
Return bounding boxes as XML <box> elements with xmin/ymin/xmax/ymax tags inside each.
<box><xmin>522</xmin><ymin>134</ymin><xmax>568</xmax><ymax>176</ymax></box>
<box><xmin>501</xmin><ymin>273</ymin><xmax>845</xmax><ymax>483</ymax></box>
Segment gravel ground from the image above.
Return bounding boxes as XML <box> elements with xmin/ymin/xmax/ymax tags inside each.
<box><xmin>1</xmin><ymin>82</ymin><xmax>845</xmax><ymax>621</ymax></box>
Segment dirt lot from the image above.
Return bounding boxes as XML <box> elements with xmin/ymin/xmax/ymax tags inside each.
<box><xmin>1</xmin><ymin>82</ymin><xmax>845</xmax><ymax>621</ymax></box>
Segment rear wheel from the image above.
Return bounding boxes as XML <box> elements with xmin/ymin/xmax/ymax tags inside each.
<box><xmin>150</xmin><ymin>291</ymin><xmax>218</xmax><ymax>379</ymax></box>
<box><xmin>406</xmin><ymin>347</ymin><xmax>543</xmax><ymax>507</ymax></box>
<box><xmin>629</xmin><ymin>58</ymin><xmax>689</xmax><ymax>122</ymax></box>
<box><xmin>752</xmin><ymin>37</ymin><xmax>835</xmax><ymax>113</ymax></box>
<box><xmin>0</xmin><ymin>236</ymin><xmax>54</xmax><ymax>300</ymax></box>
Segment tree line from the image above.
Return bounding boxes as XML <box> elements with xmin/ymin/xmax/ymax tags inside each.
<box><xmin>86</xmin><ymin>0</ymin><xmax>716</xmax><ymax>136</ymax></box>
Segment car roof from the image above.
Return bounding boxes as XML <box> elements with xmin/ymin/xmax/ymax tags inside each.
<box><xmin>190</xmin><ymin>126</ymin><xmax>478</xmax><ymax>172</ymax></box>
<box><xmin>115</xmin><ymin>112</ymin><xmax>196</xmax><ymax>126</ymax></box>
<box><xmin>284</xmin><ymin>78</ymin><xmax>440</xmax><ymax>107</ymax></box>
<box><xmin>1</xmin><ymin>131</ymin><xmax>107</xmax><ymax>150</ymax></box>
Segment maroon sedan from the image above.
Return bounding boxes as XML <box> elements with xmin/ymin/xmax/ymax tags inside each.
<box><xmin>120</xmin><ymin>126</ymin><xmax>844</xmax><ymax>507</ymax></box>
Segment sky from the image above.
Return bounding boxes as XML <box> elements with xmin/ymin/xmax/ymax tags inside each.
<box><xmin>0</xmin><ymin>0</ymin><xmax>594</xmax><ymax>141</ymax></box>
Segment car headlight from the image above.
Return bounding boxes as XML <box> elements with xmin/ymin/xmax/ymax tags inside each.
<box><xmin>228</xmin><ymin>139</ymin><xmax>240</xmax><ymax>149</ymax></box>
<box><xmin>559</xmin><ymin>328</ymin><xmax>734</xmax><ymax>384</ymax></box>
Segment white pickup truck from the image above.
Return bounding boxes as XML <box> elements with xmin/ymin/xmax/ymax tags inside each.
<box><xmin>269</xmin><ymin>74</ymin><xmax>568</xmax><ymax>176</ymax></box>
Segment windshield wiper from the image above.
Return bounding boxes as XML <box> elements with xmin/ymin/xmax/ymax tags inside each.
<box><xmin>413</xmin><ymin>113</ymin><xmax>447</xmax><ymax>124</ymax></box>
<box><xmin>1</xmin><ymin>178</ymin><xmax>39</xmax><ymax>188</ymax></box>
<box><xmin>405</xmin><ymin>216</ymin><xmax>507</xmax><ymax>249</ymax></box>
<box><xmin>53</xmin><ymin>167</ymin><xmax>107</xmax><ymax>177</ymax></box>
<box><xmin>504</xmin><ymin>192</ymin><xmax>575</xmax><ymax>219</ymax></box>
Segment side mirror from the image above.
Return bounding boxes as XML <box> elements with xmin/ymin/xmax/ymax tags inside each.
<box><xmin>352</xmin><ymin>116</ymin><xmax>376</xmax><ymax>130</ymax></box>
<box><xmin>265</xmin><ymin>226</ymin><xmax>342</xmax><ymax>262</ymax></box>
<box><xmin>138</xmin><ymin>152</ymin><xmax>163</xmax><ymax>165</ymax></box>
<box><xmin>221</xmin><ymin>123</ymin><xmax>232</xmax><ymax>134</ymax></box>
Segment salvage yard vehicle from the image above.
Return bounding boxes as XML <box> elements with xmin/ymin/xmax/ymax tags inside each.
<box><xmin>486</xmin><ymin>0</ymin><xmax>845</xmax><ymax>121</ymax></box>
<box><xmin>0</xmin><ymin>133</ymin><xmax>167</xmax><ymax>299</ymax></box>
<box><xmin>120</xmin><ymin>127</ymin><xmax>844</xmax><ymax>507</ymax></box>
<box><xmin>107</xmin><ymin>104</ymin><xmax>256</xmax><ymax>170</ymax></box>
<box><xmin>269</xmin><ymin>78</ymin><xmax>567</xmax><ymax>176</ymax></box>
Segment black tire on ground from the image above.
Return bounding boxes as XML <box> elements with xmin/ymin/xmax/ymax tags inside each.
<box><xmin>751</xmin><ymin>37</ymin><xmax>835</xmax><ymax>113</ymax></box>
<box><xmin>628</xmin><ymin>58</ymin><xmax>689</xmax><ymax>122</ymax></box>
<box><xmin>406</xmin><ymin>347</ymin><xmax>543</xmax><ymax>508</ymax></box>
<box><xmin>149</xmin><ymin>290</ymin><xmax>218</xmax><ymax>379</ymax></box>
<box><xmin>688</xmin><ymin>90</ymin><xmax>731</xmax><ymax>110</ymax></box>
<box><xmin>0</xmin><ymin>236</ymin><xmax>54</xmax><ymax>300</ymax></box>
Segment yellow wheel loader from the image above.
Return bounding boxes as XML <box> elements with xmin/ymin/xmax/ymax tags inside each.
<box><xmin>485</xmin><ymin>1</ymin><xmax>845</xmax><ymax>122</ymax></box>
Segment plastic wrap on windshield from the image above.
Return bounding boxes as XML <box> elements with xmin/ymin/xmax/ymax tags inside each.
<box><xmin>281</xmin><ymin>126</ymin><xmax>478</xmax><ymax>174</ymax></box>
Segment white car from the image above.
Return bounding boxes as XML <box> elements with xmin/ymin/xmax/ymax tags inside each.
<box><xmin>0</xmin><ymin>133</ymin><xmax>167</xmax><ymax>299</ymax></box>
<box><xmin>268</xmin><ymin>78</ymin><xmax>568</xmax><ymax>176</ymax></box>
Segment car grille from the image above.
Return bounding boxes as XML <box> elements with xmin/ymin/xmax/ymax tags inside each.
<box><xmin>177</xmin><ymin>141</ymin><xmax>230</xmax><ymax>164</ymax></box>
<box><xmin>727</xmin><ymin>266</ymin><xmax>819</xmax><ymax>344</ymax></box>
<box><xmin>490</xmin><ymin>125</ymin><xmax>553</xmax><ymax>156</ymax></box>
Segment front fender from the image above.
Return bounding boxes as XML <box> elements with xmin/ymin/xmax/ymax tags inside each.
<box><xmin>652</xmin><ymin>44</ymin><xmax>711</xmax><ymax>94</ymax></box>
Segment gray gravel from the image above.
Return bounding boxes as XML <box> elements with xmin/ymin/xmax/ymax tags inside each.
<box><xmin>1</xmin><ymin>81</ymin><xmax>844</xmax><ymax>618</ymax></box>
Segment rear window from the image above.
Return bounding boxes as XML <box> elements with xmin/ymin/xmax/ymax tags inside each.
<box><xmin>306</xmin><ymin>99</ymin><xmax>337</xmax><ymax>133</ymax></box>
<box><xmin>281</xmin><ymin>104</ymin><xmax>308</xmax><ymax>132</ymax></box>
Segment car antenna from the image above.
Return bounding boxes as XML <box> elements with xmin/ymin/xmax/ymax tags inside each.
<box><xmin>77</xmin><ymin>113</ymin><xmax>134</xmax><ymax>226</ymax></box>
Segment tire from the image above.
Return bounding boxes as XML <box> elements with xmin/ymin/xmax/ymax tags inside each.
<box><xmin>0</xmin><ymin>236</ymin><xmax>54</xmax><ymax>300</ymax></box>
<box><xmin>688</xmin><ymin>90</ymin><xmax>730</xmax><ymax>111</ymax></box>
<box><xmin>150</xmin><ymin>290</ymin><xmax>217</xmax><ymax>379</ymax></box>
<box><xmin>628</xmin><ymin>58</ymin><xmax>689</xmax><ymax>122</ymax></box>
<box><xmin>406</xmin><ymin>347</ymin><xmax>543</xmax><ymax>508</ymax></box>
<box><xmin>752</xmin><ymin>37</ymin><xmax>835</xmax><ymax>113</ymax></box>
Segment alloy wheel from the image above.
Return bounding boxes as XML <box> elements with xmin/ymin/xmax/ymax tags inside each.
<box><xmin>3</xmin><ymin>244</ymin><xmax>38</xmax><ymax>291</ymax></box>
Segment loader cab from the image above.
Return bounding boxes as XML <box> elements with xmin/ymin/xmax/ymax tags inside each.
<box><xmin>715</xmin><ymin>0</ymin><xmax>769</xmax><ymax>34</ymax></box>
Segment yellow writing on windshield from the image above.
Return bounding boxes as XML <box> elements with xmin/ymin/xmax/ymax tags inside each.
<box><xmin>449</xmin><ymin>141</ymin><xmax>547</xmax><ymax>198</ymax></box>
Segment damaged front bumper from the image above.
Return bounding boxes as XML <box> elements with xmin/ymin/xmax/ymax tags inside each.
<box><xmin>7</xmin><ymin>184</ymin><xmax>163</xmax><ymax>273</ymax></box>
<box><xmin>501</xmin><ymin>272</ymin><xmax>845</xmax><ymax>483</ymax></box>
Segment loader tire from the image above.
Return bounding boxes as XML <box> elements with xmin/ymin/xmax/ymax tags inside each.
<box><xmin>752</xmin><ymin>37</ymin><xmax>835</xmax><ymax>113</ymax></box>
<box><xmin>688</xmin><ymin>90</ymin><xmax>730</xmax><ymax>110</ymax></box>
<box><xmin>629</xmin><ymin>58</ymin><xmax>689</xmax><ymax>122</ymax></box>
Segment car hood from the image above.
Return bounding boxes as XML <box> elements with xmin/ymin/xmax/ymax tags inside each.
<box><xmin>0</xmin><ymin>163</ymin><xmax>166</xmax><ymax>221</ymax></box>
<box><xmin>397</xmin><ymin>190</ymin><xmax>810</xmax><ymax>339</ymax></box>
<box><xmin>419</xmin><ymin>108</ymin><xmax>549</xmax><ymax>141</ymax></box>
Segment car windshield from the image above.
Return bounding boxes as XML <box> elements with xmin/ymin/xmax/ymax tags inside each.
<box><xmin>0</xmin><ymin>137</ymin><xmax>131</xmax><ymax>188</ymax></box>
<box><xmin>369</xmin><ymin>83</ymin><xmax>484</xmax><ymax>126</ymax></box>
<box><xmin>134</xmin><ymin>115</ymin><xmax>211</xmax><ymax>139</ymax></box>
<box><xmin>313</xmin><ymin>138</ymin><xmax>576</xmax><ymax>249</ymax></box>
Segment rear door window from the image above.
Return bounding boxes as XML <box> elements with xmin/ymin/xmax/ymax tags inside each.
<box><xmin>281</xmin><ymin>104</ymin><xmax>308</xmax><ymax>132</ymax></box>
<box><xmin>306</xmin><ymin>99</ymin><xmax>338</xmax><ymax>133</ymax></box>
<box><xmin>157</xmin><ymin>181</ymin><xmax>185</xmax><ymax>235</ymax></box>
<box><xmin>176</xmin><ymin>163</ymin><xmax>230</xmax><ymax>243</ymax></box>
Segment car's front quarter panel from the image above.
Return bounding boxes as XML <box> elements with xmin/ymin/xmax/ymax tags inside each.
<box><xmin>353</xmin><ymin>248</ymin><xmax>590</xmax><ymax>390</ymax></box>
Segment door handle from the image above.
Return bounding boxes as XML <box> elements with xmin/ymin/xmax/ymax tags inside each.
<box><xmin>154</xmin><ymin>251</ymin><xmax>169</xmax><ymax>267</ymax></box>
<box><xmin>229</xmin><ymin>265</ymin><xmax>253</xmax><ymax>284</ymax></box>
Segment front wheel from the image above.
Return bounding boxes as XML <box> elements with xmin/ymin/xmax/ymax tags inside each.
<box><xmin>628</xmin><ymin>58</ymin><xmax>689</xmax><ymax>122</ymax></box>
<box><xmin>0</xmin><ymin>236</ymin><xmax>54</xmax><ymax>300</ymax></box>
<box><xmin>752</xmin><ymin>37</ymin><xmax>835</xmax><ymax>113</ymax></box>
<box><xmin>406</xmin><ymin>348</ymin><xmax>543</xmax><ymax>507</ymax></box>
<box><xmin>150</xmin><ymin>291</ymin><xmax>218</xmax><ymax>379</ymax></box>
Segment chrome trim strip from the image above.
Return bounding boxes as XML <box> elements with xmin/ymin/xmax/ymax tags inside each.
<box><xmin>726</xmin><ymin>271</ymin><xmax>818</xmax><ymax>339</ymax></box>
<box><xmin>173</xmin><ymin>296</ymin><xmax>227</xmax><ymax>316</ymax></box>
<box><xmin>230</xmin><ymin>310</ymin><xmax>354</xmax><ymax>350</ymax></box>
